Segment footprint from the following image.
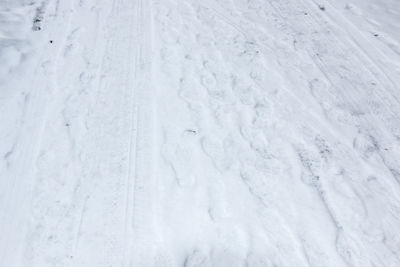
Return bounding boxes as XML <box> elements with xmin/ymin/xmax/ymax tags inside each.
<box><xmin>200</xmin><ymin>70</ymin><xmax>217</xmax><ymax>88</ymax></box>
<box><xmin>352</xmin><ymin>130</ymin><xmax>379</xmax><ymax>159</ymax></box>
<box><xmin>335</xmin><ymin>229</ymin><xmax>361</xmax><ymax>266</ymax></box>
<box><xmin>253</xmin><ymin>101</ymin><xmax>274</xmax><ymax>128</ymax></box>
<box><xmin>200</xmin><ymin>70</ymin><xmax>229</xmax><ymax>101</ymax></box>
<box><xmin>179</xmin><ymin>76</ymin><xmax>204</xmax><ymax>105</ymax></box>
<box><xmin>211</xmin><ymin>249</ymin><xmax>244</xmax><ymax>267</ymax></box>
<box><xmin>0</xmin><ymin>45</ymin><xmax>22</xmax><ymax>79</ymax></box>
<box><xmin>184</xmin><ymin>250</ymin><xmax>211</xmax><ymax>267</ymax></box>
<box><xmin>63</xmin><ymin>27</ymin><xmax>82</xmax><ymax>57</ymax></box>
<box><xmin>200</xmin><ymin>59</ymin><xmax>233</xmax><ymax>102</ymax></box>
<box><xmin>325</xmin><ymin>104</ymin><xmax>361</xmax><ymax>128</ymax></box>
<box><xmin>201</xmin><ymin>137</ymin><xmax>233</xmax><ymax>173</ymax></box>
<box><xmin>32</xmin><ymin>2</ymin><xmax>47</xmax><ymax>31</ymax></box>
<box><xmin>79</xmin><ymin>71</ymin><xmax>95</xmax><ymax>86</ymax></box>
<box><xmin>294</xmin><ymin>144</ymin><xmax>324</xmax><ymax>187</ymax></box>
<box><xmin>298</xmin><ymin>238</ymin><xmax>330</xmax><ymax>267</ymax></box>
<box><xmin>161</xmin><ymin>142</ymin><xmax>197</xmax><ymax>187</ymax></box>
<box><xmin>211</xmin><ymin>226</ymin><xmax>248</xmax><ymax>266</ymax></box>
<box><xmin>309</xmin><ymin>78</ymin><xmax>335</xmax><ymax>111</ymax></box>
<box><xmin>239</xmin><ymin>164</ymin><xmax>269</xmax><ymax>202</ymax></box>
<box><xmin>196</xmin><ymin>6</ymin><xmax>216</xmax><ymax>27</ymax></box>
<box><xmin>208</xmin><ymin>179</ymin><xmax>230</xmax><ymax>221</ymax></box>
<box><xmin>231</xmin><ymin>75</ymin><xmax>258</xmax><ymax>106</ymax></box>
<box><xmin>246</xmin><ymin>253</ymin><xmax>273</xmax><ymax>267</ymax></box>
<box><xmin>153</xmin><ymin>249</ymin><xmax>174</xmax><ymax>267</ymax></box>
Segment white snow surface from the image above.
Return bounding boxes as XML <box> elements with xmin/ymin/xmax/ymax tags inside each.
<box><xmin>1</xmin><ymin>0</ymin><xmax>400</xmax><ymax>266</ymax></box>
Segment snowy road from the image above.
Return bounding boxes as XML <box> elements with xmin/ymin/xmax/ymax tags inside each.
<box><xmin>1</xmin><ymin>0</ymin><xmax>400</xmax><ymax>266</ymax></box>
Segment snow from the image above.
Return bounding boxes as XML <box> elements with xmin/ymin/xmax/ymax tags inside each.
<box><xmin>1</xmin><ymin>0</ymin><xmax>400</xmax><ymax>266</ymax></box>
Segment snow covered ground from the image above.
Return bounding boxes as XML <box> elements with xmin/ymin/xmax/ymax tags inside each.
<box><xmin>1</xmin><ymin>0</ymin><xmax>400</xmax><ymax>266</ymax></box>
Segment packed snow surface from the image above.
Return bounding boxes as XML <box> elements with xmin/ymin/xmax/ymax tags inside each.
<box><xmin>1</xmin><ymin>0</ymin><xmax>400</xmax><ymax>266</ymax></box>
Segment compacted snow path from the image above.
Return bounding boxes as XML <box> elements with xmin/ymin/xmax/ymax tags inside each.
<box><xmin>1</xmin><ymin>0</ymin><xmax>400</xmax><ymax>266</ymax></box>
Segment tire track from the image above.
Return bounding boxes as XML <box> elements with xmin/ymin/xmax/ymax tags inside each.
<box><xmin>128</xmin><ymin>0</ymin><xmax>160</xmax><ymax>264</ymax></box>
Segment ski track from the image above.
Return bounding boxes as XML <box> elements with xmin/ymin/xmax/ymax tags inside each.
<box><xmin>0</xmin><ymin>0</ymin><xmax>400</xmax><ymax>266</ymax></box>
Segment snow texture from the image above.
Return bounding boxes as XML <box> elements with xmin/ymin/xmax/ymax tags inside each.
<box><xmin>1</xmin><ymin>0</ymin><xmax>400</xmax><ymax>266</ymax></box>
